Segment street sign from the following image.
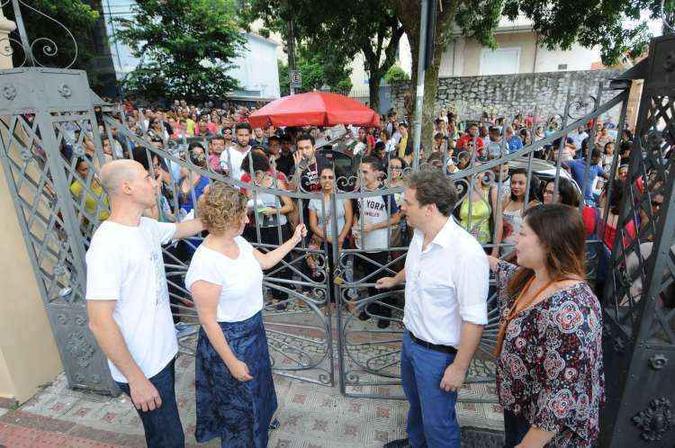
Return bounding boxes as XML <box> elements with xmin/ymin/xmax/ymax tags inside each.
<box><xmin>290</xmin><ymin>70</ymin><xmax>302</xmax><ymax>88</ymax></box>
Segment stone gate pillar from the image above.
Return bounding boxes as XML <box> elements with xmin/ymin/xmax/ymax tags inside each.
<box><xmin>0</xmin><ymin>7</ymin><xmax>63</xmax><ymax>405</ymax></box>
<box><xmin>0</xmin><ymin>7</ymin><xmax>15</xmax><ymax>69</ymax></box>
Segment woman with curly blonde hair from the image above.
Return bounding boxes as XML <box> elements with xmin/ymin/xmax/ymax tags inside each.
<box><xmin>185</xmin><ymin>182</ymin><xmax>307</xmax><ymax>447</ymax></box>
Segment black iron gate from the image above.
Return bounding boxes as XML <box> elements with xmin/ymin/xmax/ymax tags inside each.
<box><xmin>599</xmin><ymin>35</ymin><xmax>675</xmax><ymax>447</ymax></box>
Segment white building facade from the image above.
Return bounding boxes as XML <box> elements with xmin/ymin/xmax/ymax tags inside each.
<box><xmin>348</xmin><ymin>16</ymin><xmax>604</xmax><ymax>98</ymax></box>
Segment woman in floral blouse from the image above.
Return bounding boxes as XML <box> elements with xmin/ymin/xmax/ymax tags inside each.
<box><xmin>488</xmin><ymin>204</ymin><xmax>604</xmax><ymax>448</ymax></box>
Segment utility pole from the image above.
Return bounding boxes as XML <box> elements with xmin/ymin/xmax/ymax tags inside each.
<box><xmin>105</xmin><ymin>0</ymin><xmax>126</xmax><ymax>100</ymax></box>
<box><xmin>412</xmin><ymin>0</ymin><xmax>429</xmax><ymax>169</ymax></box>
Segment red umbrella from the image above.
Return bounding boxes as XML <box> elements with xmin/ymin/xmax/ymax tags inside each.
<box><xmin>248</xmin><ymin>91</ymin><xmax>380</xmax><ymax>128</ymax></box>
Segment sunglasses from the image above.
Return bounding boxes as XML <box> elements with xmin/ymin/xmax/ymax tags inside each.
<box><xmin>321</xmin><ymin>175</ymin><xmax>334</xmax><ymax>179</ymax></box>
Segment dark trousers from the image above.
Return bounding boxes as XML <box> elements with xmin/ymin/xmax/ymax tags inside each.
<box><xmin>503</xmin><ymin>410</ymin><xmax>530</xmax><ymax>448</ymax></box>
<box><xmin>260</xmin><ymin>225</ymin><xmax>292</xmax><ymax>300</ymax></box>
<box><xmin>115</xmin><ymin>359</ymin><xmax>185</xmax><ymax>448</ymax></box>
<box><xmin>164</xmin><ymin>242</ymin><xmax>193</xmax><ymax>324</ymax></box>
<box><xmin>324</xmin><ymin>240</ymin><xmax>348</xmax><ymax>303</ymax></box>
<box><xmin>354</xmin><ymin>250</ymin><xmax>393</xmax><ymax>318</ymax></box>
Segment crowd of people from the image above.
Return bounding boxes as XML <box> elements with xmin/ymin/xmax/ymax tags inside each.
<box><xmin>68</xmin><ymin>98</ymin><xmax>647</xmax><ymax>289</ymax></box>
<box><xmin>67</xmin><ymin>98</ymin><xmax>658</xmax><ymax>326</ymax></box>
<box><xmin>70</xmin><ymin>96</ymin><xmax>671</xmax><ymax>448</ymax></box>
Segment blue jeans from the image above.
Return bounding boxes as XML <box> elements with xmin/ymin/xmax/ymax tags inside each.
<box><xmin>503</xmin><ymin>410</ymin><xmax>529</xmax><ymax>448</ymax></box>
<box><xmin>116</xmin><ymin>359</ymin><xmax>185</xmax><ymax>448</ymax></box>
<box><xmin>400</xmin><ymin>331</ymin><xmax>460</xmax><ymax>448</ymax></box>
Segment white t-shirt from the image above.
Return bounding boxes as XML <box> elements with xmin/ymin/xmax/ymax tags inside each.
<box><xmin>185</xmin><ymin>237</ymin><xmax>264</xmax><ymax>322</ymax></box>
<box><xmin>354</xmin><ymin>190</ymin><xmax>398</xmax><ymax>252</ymax></box>
<box><xmin>309</xmin><ymin>197</ymin><xmax>348</xmax><ymax>240</ymax></box>
<box><xmin>220</xmin><ymin>145</ymin><xmax>251</xmax><ymax>181</ymax></box>
<box><xmin>249</xmin><ymin>192</ymin><xmax>287</xmax><ymax>227</ymax></box>
<box><xmin>85</xmin><ymin>218</ymin><xmax>178</xmax><ymax>383</ymax></box>
<box><xmin>570</xmin><ymin>132</ymin><xmax>588</xmax><ymax>150</ymax></box>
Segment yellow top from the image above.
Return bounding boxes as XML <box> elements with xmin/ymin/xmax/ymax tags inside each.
<box><xmin>70</xmin><ymin>180</ymin><xmax>110</xmax><ymax>221</ymax></box>
<box><xmin>458</xmin><ymin>192</ymin><xmax>491</xmax><ymax>244</ymax></box>
<box><xmin>398</xmin><ymin>135</ymin><xmax>408</xmax><ymax>159</ymax></box>
<box><xmin>186</xmin><ymin>118</ymin><xmax>196</xmax><ymax>136</ymax></box>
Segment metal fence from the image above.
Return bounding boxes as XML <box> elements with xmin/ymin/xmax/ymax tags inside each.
<box><xmin>0</xmin><ymin>69</ymin><xmax>626</xmax><ymax>397</ymax></box>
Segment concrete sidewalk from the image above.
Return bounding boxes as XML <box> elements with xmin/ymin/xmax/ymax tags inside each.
<box><xmin>0</xmin><ymin>352</ymin><xmax>503</xmax><ymax>448</ymax></box>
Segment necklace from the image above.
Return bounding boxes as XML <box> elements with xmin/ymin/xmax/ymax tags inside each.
<box><xmin>494</xmin><ymin>275</ymin><xmax>556</xmax><ymax>356</ymax></box>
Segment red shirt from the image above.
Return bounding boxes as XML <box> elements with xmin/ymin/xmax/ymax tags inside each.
<box><xmin>601</xmin><ymin>220</ymin><xmax>637</xmax><ymax>250</ymax></box>
<box><xmin>240</xmin><ymin>170</ymin><xmax>288</xmax><ymax>191</ymax></box>
<box><xmin>584</xmin><ymin>206</ymin><xmax>637</xmax><ymax>249</ymax></box>
<box><xmin>456</xmin><ymin>134</ymin><xmax>484</xmax><ymax>151</ymax></box>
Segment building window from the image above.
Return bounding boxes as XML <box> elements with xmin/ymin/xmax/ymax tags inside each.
<box><xmin>479</xmin><ymin>47</ymin><xmax>521</xmax><ymax>76</ymax></box>
<box><xmin>558</xmin><ymin>64</ymin><xmax>568</xmax><ymax>70</ymax></box>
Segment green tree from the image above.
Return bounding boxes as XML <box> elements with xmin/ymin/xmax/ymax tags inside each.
<box><xmin>277</xmin><ymin>43</ymin><xmax>353</xmax><ymax>96</ymax></box>
<box><xmin>299</xmin><ymin>42</ymin><xmax>353</xmax><ymax>94</ymax></box>
<box><xmin>384</xmin><ymin>65</ymin><xmax>410</xmax><ymax>84</ymax></box>
<box><xmin>242</xmin><ymin>0</ymin><xmax>403</xmax><ymax>111</ymax></box>
<box><xmin>4</xmin><ymin>0</ymin><xmax>100</xmax><ymax>78</ymax></box>
<box><xmin>278</xmin><ymin>59</ymin><xmax>290</xmax><ymax>96</ymax></box>
<box><xmin>390</xmin><ymin>0</ymin><xmax>664</xmax><ymax>148</ymax></box>
<box><xmin>115</xmin><ymin>0</ymin><xmax>245</xmax><ymax>102</ymax></box>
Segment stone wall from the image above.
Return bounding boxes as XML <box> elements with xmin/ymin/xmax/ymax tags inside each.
<box><xmin>390</xmin><ymin>69</ymin><xmax>623</xmax><ymax>123</ymax></box>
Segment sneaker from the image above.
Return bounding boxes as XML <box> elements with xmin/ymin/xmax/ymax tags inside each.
<box><xmin>377</xmin><ymin>319</ymin><xmax>390</xmax><ymax>329</ymax></box>
<box><xmin>383</xmin><ymin>439</ymin><xmax>411</xmax><ymax>448</ymax></box>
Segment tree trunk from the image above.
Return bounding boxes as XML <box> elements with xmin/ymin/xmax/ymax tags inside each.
<box><xmin>368</xmin><ymin>72</ymin><xmax>381</xmax><ymax>113</ymax></box>
<box><xmin>392</xmin><ymin>0</ymin><xmax>458</xmax><ymax>151</ymax></box>
<box><xmin>420</xmin><ymin>34</ymin><xmax>447</xmax><ymax>150</ymax></box>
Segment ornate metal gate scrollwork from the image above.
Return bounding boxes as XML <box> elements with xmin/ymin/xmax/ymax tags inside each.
<box><xmin>0</xmin><ymin>68</ymin><xmax>117</xmax><ymax>394</ymax></box>
<box><xmin>631</xmin><ymin>397</ymin><xmax>672</xmax><ymax>442</ymax></box>
<box><xmin>599</xmin><ymin>34</ymin><xmax>675</xmax><ymax>447</ymax></box>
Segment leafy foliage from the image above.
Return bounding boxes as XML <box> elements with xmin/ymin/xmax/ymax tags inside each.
<box><xmin>115</xmin><ymin>0</ymin><xmax>245</xmax><ymax>101</ymax></box>
<box><xmin>467</xmin><ymin>0</ymin><xmax>658</xmax><ymax>64</ymax></box>
<box><xmin>277</xmin><ymin>43</ymin><xmax>353</xmax><ymax>96</ymax></box>
<box><xmin>242</xmin><ymin>0</ymin><xmax>403</xmax><ymax>109</ymax></box>
<box><xmin>4</xmin><ymin>0</ymin><xmax>99</xmax><ymax>72</ymax></box>
<box><xmin>384</xmin><ymin>65</ymin><xmax>410</xmax><ymax>84</ymax></box>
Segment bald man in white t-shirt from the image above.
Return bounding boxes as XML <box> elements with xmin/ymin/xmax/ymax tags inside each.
<box><xmin>86</xmin><ymin>159</ymin><xmax>204</xmax><ymax>447</ymax></box>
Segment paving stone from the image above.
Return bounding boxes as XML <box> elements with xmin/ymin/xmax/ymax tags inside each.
<box><xmin>0</xmin><ymin>410</ymin><xmax>76</xmax><ymax>433</ymax></box>
<box><xmin>6</xmin><ymin>349</ymin><xmax>503</xmax><ymax>447</ymax></box>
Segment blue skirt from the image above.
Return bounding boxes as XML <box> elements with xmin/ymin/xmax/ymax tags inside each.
<box><xmin>195</xmin><ymin>312</ymin><xmax>278</xmax><ymax>447</ymax></box>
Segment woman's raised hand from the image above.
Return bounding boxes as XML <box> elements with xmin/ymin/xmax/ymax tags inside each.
<box><xmin>293</xmin><ymin>224</ymin><xmax>308</xmax><ymax>244</ymax></box>
<box><xmin>487</xmin><ymin>255</ymin><xmax>500</xmax><ymax>272</ymax></box>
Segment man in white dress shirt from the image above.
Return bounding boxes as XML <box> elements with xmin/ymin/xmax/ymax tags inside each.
<box><xmin>376</xmin><ymin>170</ymin><xmax>489</xmax><ymax>448</ymax></box>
